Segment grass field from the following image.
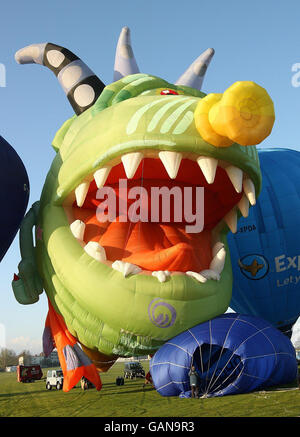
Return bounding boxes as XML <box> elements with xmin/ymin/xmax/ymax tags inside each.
<box><xmin>0</xmin><ymin>361</ymin><xmax>300</xmax><ymax>417</ymax></box>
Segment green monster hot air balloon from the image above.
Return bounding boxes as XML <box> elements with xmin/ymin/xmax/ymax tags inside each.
<box><xmin>12</xmin><ymin>27</ymin><xmax>275</xmax><ymax>389</ymax></box>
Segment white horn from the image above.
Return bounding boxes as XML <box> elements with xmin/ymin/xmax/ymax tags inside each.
<box><xmin>175</xmin><ymin>48</ymin><xmax>215</xmax><ymax>91</ymax></box>
<box><xmin>15</xmin><ymin>42</ymin><xmax>105</xmax><ymax>115</ymax></box>
<box><xmin>113</xmin><ymin>26</ymin><xmax>140</xmax><ymax>82</ymax></box>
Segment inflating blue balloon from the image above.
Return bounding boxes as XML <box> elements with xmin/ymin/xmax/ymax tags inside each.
<box><xmin>0</xmin><ymin>135</ymin><xmax>29</xmax><ymax>261</ymax></box>
<box><xmin>228</xmin><ymin>148</ymin><xmax>300</xmax><ymax>337</ymax></box>
<box><xmin>150</xmin><ymin>313</ymin><xmax>297</xmax><ymax>398</ymax></box>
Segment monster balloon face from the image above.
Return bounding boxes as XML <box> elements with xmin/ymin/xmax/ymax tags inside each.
<box><xmin>12</xmin><ymin>28</ymin><xmax>274</xmax><ymax>363</ymax></box>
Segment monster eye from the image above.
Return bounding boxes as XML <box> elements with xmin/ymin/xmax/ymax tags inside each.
<box><xmin>160</xmin><ymin>89</ymin><xmax>179</xmax><ymax>95</ymax></box>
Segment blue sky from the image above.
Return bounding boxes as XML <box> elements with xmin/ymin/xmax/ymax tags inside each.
<box><xmin>1</xmin><ymin>0</ymin><xmax>300</xmax><ymax>354</ymax></box>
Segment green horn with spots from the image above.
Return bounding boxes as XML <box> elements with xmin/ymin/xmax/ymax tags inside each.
<box><xmin>12</xmin><ymin>28</ymin><xmax>274</xmax><ymax>371</ymax></box>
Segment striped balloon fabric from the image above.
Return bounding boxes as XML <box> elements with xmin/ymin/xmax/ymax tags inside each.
<box><xmin>150</xmin><ymin>313</ymin><xmax>298</xmax><ymax>398</ymax></box>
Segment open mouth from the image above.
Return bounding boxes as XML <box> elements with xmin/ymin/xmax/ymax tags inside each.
<box><xmin>63</xmin><ymin>150</ymin><xmax>256</xmax><ymax>283</ymax></box>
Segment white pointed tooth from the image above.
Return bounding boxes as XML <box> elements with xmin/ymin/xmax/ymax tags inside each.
<box><xmin>224</xmin><ymin>208</ymin><xmax>237</xmax><ymax>234</ymax></box>
<box><xmin>243</xmin><ymin>178</ymin><xmax>256</xmax><ymax>206</ymax></box>
<box><xmin>237</xmin><ymin>194</ymin><xmax>249</xmax><ymax>218</ymax></box>
<box><xmin>197</xmin><ymin>156</ymin><xmax>218</xmax><ymax>184</ymax></box>
<box><xmin>84</xmin><ymin>241</ymin><xmax>106</xmax><ymax>262</ymax></box>
<box><xmin>111</xmin><ymin>260</ymin><xmax>123</xmax><ymax>272</ymax></box>
<box><xmin>152</xmin><ymin>270</ymin><xmax>170</xmax><ymax>283</ymax></box>
<box><xmin>200</xmin><ymin>269</ymin><xmax>220</xmax><ymax>281</ymax></box>
<box><xmin>209</xmin><ymin>247</ymin><xmax>226</xmax><ymax>274</ymax></box>
<box><xmin>75</xmin><ymin>181</ymin><xmax>90</xmax><ymax>207</ymax></box>
<box><xmin>70</xmin><ymin>220</ymin><xmax>85</xmax><ymax>241</ymax></box>
<box><xmin>94</xmin><ymin>166</ymin><xmax>111</xmax><ymax>188</ymax></box>
<box><xmin>159</xmin><ymin>151</ymin><xmax>182</xmax><ymax>179</ymax></box>
<box><xmin>225</xmin><ymin>165</ymin><xmax>243</xmax><ymax>193</ymax></box>
<box><xmin>152</xmin><ymin>271</ymin><xmax>165</xmax><ymax>283</ymax></box>
<box><xmin>123</xmin><ymin>262</ymin><xmax>141</xmax><ymax>277</ymax></box>
<box><xmin>121</xmin><ymin>152</ymin><xmax>143</xmax><ymax>179</ymax></box>
<box><xmin>212</xmin><ymin>241</ymin><xmax>225</xmax><ymax>257</ymax></box>
<box><xmin>186</xmin><ymin>271</ymin><xmax>207</xmax><ymax>283</ymax></box>
<box><xmin>112</xmin><ymin>260</ymin><xmax>141</xmax><ymax>277</ymax></box>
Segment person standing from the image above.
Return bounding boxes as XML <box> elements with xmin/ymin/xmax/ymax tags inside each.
<box><xmin>189</xmin><ymin>365</ymin><xmax>200</xmax><ymax>398</ymax></box>
<box><xmin>143</xmin><ymin>371</ymin><xmax>154</xmax><ymax>388</ymax></box>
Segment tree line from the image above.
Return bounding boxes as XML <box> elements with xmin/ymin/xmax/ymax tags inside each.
<box><xmin>0</xmin><ymin>348</ymin><xmax>56</xmax><ymax>369</ymax></box>
<box><xmin>0</xmin><ymin>348</ymin><xmax>30</xmax><ymax>368</ymax></box>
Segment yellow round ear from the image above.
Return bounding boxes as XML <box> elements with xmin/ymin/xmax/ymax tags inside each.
<box><xmin>195</xmin><ymin>81</ymin><xmax>275</xmax><ymax>147</ymax></box>
<box><xmin>194</xmin><ymin>93</ymin><xmax>234</xmax><ymax>147</ymax></box>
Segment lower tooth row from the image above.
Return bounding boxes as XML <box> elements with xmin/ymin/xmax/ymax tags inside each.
<box><xmin>70</xmin><ymin>220</ymin><xmax>225</xmax><ymax>281</ymax></box>
<box><xmin>152</xmin><ymin>270</ymin><xmax>170</xmax><ymax>283</ymax></box>
<box><xmin>209</xmin><ymin>246</ymin><xmax>226</xmax><ymax>274</ymax></box>
<box><xmin>70</xmin><ymin>219</ymin><xmax>85</xmax><ymax>240</ymax></box>
<box><xmin>185</xmin><ymin>245</ymin><xmax>226</xmax><ymax>283</ymax></box>
<box><xmin>185</xmin><ymin>268</ymin><xmax>220</xmax><ymax>284</ymax></box>
<box><xmin>84</xmin><ymin>241</ymin><xmax>106</xmax><ymax>262</ymax></box>
<box><xmin>200</xmin><ymin>269</ymin><xmax>220</xmax><ymax>281</ymax></box>
<box><xmin>70</xmin><ymin>220</ymin><xmax>107</xmax><ymax>262</ymax></box>
<box><xmin>186</xmin><ymin>271</ymin><xmax>207</xmax><ymax>283</ymax></box>
<box><xmin>112</xmin><ymin>260</ymin><xmax>142</xmax><ymax>277</ymax></box>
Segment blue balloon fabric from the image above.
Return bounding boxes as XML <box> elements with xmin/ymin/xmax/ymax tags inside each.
<box><xmin>0</xmin><ymin>136</ymin><xmax>29</xmax><ymax>262</ymax></box>
<box><xmin>150</xmin><ymin>313</ymin><xmax>297</xmax><ymax>398</ymax></box>
<box><xmin>228</xmin><ymin>148</ymin><xmax>300</xmax><ymax>335</ymax></box>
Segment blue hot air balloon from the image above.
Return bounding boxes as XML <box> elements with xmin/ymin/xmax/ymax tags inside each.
<box><xmin>0</xmin><ymin>135</ymin><xmax>29</xmax><ymax>261</ymax></box>
<box><xmin>228</xmin><ymin>148</ymin><xmax>300</xmax><ymax>337</ymax></box>
<box><xmin>150</xmin><ymin>313</ymin><xmax>297</xmax><ymax>398</ymax></box>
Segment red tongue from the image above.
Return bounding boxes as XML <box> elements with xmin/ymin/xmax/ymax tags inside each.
<box><xmin>72</xmin><ymin>209</ymin><xmax>212</xmax><ymax>272</ymax></box>
<box><xmin>101</xmin><ymin>222</ymin><xmax>212</xmax><ymax>272</ymax></box>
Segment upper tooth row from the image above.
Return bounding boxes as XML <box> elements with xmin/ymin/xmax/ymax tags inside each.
<box><xmin>74</xmin><ymin>151</ymin><xmax>256</xmax><ymax>210</ymax></box>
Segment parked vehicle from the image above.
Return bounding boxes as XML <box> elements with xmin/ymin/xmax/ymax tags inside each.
<box><xmin>46</xmin><ymin>369</ymin><xmax>64</xmax><ymax>390</ymax></box>
<box><xmin>17</xmin><ymin>365</ymin><xmax>43</xmax><ymax>383</ymax></box>
<box><xmin>124</xmin><ymin>361</ymin><xmax>145</xmax><ymax>379</ymax></box>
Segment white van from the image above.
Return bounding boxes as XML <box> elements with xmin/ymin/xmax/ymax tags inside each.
<box><xmin>46</xmin><ymin>369</ymin><xmax>64</xmax><ymax>390</ymax></box>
